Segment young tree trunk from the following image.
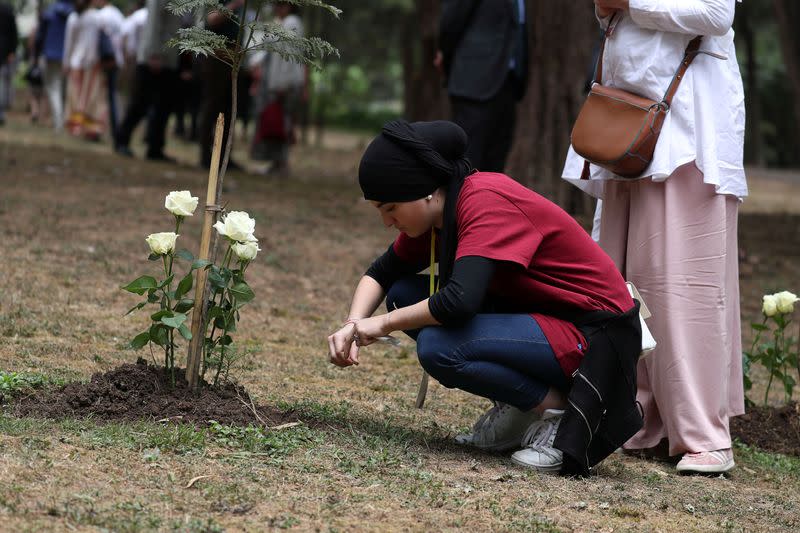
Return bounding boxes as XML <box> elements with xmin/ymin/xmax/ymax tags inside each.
<box><xmin>773</xmin><ymin>0</ymin><xmax>800</xmax><ymax>154</ymax></box>
<box><xmin>505</xmin><ymin>3</ymin><xmax>597</xmax><ymax>215</ymax></box>
<box><xmin>402</xmin><ymin>0</ymin><xmax>448</xmax><ymax>121</ymax></box>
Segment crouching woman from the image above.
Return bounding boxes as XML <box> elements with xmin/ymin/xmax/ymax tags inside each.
<box><xmin>327</xmin><ymin>120</ymin><xmax>643</xmax><ymax>475</ymax></box>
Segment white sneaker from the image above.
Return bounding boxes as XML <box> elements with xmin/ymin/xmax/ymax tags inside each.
<box><xmin>455</xmin><ymin>401</ymin><xmax>541</xmax><ymax>452</ymax></box>
<box><xmin>510</xmin><ymin>409</ymin><xmax>564</xmax><ymax>473</ymax></box>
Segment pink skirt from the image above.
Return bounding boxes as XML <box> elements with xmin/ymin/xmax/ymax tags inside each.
<box><xmin>599</xmin><ymin>162</ymin><xmax>745</xmax><ymax>455</ymax></box>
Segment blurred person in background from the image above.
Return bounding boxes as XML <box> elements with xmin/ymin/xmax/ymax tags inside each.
<box><xmin>435</xmin><ymin>0</ymin><xmax>528</xmax><ymax>172</ymax></box>
<box><xmin>0</xmin><ymin>1</ymin><xmax>18</xmax><ymax>126</ymax></box>
<box><xmin>63</xmin><ymin>0</ymin><xmax>107</xmax><ymax>140</ymax></box>
<box><xmin>118</xmin><ymin>0</ymin><xmax>147</xmax><ymax>110</ymax></box>
<box><xmin>25</xmin><ymin>18</ymin><xmax>46</xmax><ymax>125</ymax></box>
<box><xmin>198</xmin><ymin>0</ymin><xmax>244</xmax><ymax>170</ymax></box>
<box><xmin>34</xmin><ymin>0</ymin><xmax>73</xmax><ymax>131</ymax></box>
<box><xmin>250</xmin><ymin>1</ymin><xmax>306</xmax><ymax>177</ymax></box>
<box><xmin>114</xmin><ymin>0</ymin><xmax>181</xmax><ymax>161</ymax></box>
<box><xmin>94</xmin><ymin>0</ymin><xmax>125</xmax><ymax>146</ymax></box>
<box><xmin>172</xmin><ymin>12</ymin><xmax>201</xmax><ymax>142</ymax></box>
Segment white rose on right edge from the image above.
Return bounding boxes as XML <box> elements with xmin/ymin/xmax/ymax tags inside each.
<box><xmin>774</xmin><ymin>291</ymin><xmax>799</xmax><ymax>314</ymax></box>
<box><xmin>146</xmin><ymin>232</ymin><xmax>178</xmax><ymax>255</ymax></box>
<box><xmin>762</xmin><ymin>294</ymin><xmax>778</xmax><ymax>317</ymax></box>
<box><xmin>165</xmin><ymin>190</ymin><xmax>199</xmax><ymax>217</ymax></box>
<box><xmin>232</xmin><ymin>241</ymin><xmax>260</xmax><ymax>261</ymax></box>
<box><xmin>213</xmin><ymin>211</ymin><xmax>256</xmax><ymax>242</ymax></box>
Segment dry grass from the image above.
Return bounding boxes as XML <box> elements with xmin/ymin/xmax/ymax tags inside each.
<box><xmin>1</xmin><ymin>115</ymin><xmax>800</xmax><ymax>532</ymax></box>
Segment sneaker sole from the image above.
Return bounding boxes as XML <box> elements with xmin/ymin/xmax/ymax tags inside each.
<box><xmin>676</xmin><ymin>459</ymin><xmax>735</xmax><ymax>474</ymax></box>
<box><xmin>510</xmin><ymin>455</ymin><xmax>562</xmax><ymax>473</ymax></box>
<box><xmin>455</xmin><ymin>436</ymin><xmax>523</xmax><ymax>453</ymax></box>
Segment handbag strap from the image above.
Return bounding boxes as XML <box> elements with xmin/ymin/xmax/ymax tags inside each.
<box><xmin>591</xmin><ymin>12</ymin><xmax>703</xmax><ymax>108</ymax></box>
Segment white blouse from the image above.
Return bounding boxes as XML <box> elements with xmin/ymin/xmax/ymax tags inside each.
<box><xmin>63</xmin><ymin>9</ymin><xmax>101</xmax><ymax>70</ymax></box>
<box><xmin>561</xmin><ymin>0</ymin><xmax>747</xmax><ymax>199</ymax></box>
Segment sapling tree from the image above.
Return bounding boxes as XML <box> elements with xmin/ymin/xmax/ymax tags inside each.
<box><xmin>167</xmin><ymin>0</ymin><xmax>340</xmax><ymax>194</ymax></box>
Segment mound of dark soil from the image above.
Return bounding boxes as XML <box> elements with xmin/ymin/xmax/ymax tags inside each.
<box><xmin>11</xmin><ymin>359</ymin><xmax>296</xmax><ymax>428</ymax></box>
<box><xmin>730</xmin><ymin>402</ymin><xmax>800</xmax><ymax>457</ymax></box>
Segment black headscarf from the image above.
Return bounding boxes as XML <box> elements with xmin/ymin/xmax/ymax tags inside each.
<box><xmin>358</xmin><ymin>120</ymin><xmax>474</xmax><ymax>286</ymax></box>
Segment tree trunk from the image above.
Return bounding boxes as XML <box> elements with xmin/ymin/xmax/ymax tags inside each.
<box><xmin>737</xmin><ymin>2</ymin><xmax>763</xmax><ymax>166</ymax></box>
<box><xmin>506</xmin><ymin>2</ymin><xmax>597</xmax><ymax>214</ymax></box>
<box><xmin>773</xmin><ymin>0</ymin><xmax>800</xmax><ymax>153</ymax></box>
<box><xmin>403</xmin><ymin>0</ymin><xmax>448</xmax><ymax>121</ymax></box>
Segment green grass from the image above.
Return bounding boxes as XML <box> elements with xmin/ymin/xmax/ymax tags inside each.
<box><xmin>0</xmin><ymin>415</ymin><xmax>321</xmax><ymax>461</ymax></box>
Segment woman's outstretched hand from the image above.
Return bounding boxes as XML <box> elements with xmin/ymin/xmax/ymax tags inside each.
<box><xmin>327</xmin><ymin>315</ymin><xmax>393</xmax><ymax>367</ymax></box>
<box><xmin>328</xmin><ymin>323</ymin><xmax>360</xmax><ymax>367</ymax></box>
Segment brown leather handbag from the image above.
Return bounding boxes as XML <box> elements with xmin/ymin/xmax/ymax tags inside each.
<box><xmin>571</xmin><ymin>19</ymin><xmax>702</xmax><ymax>179</ymax></box>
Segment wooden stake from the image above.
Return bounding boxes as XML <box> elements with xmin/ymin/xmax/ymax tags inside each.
<box><xmin>187</xmin><ymin>114</ymin><xmax>225</xmax><ymax>390</ymax></box>
<box><xmin>415</xmin><ymin>372</ymin><xmax>429</xmax><ymax>409</ymax></box>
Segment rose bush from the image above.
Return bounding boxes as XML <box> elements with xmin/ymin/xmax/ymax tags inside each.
<box><xmin>122</xmin><ymin>191</ymin><xmax>260</xmax><ymax>388</ymax></box>
<box><xmin>744</xmin><ymin>289</ymin><xmax>799</xmax><ymax>405</ymax></box>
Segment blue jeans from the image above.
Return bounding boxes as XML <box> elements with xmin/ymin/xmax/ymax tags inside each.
<box><xmin>386</xmin><ymin>275</ymin><xmax>570</xmax><ymax>411</ymax></box>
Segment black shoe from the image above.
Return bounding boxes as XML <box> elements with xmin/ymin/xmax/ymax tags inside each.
<box><xmin>146</xmin><ymin>152</ymin><xmax>176</xmax><ymax>163</ymax></box>
<box><xmin>115</xmin><ymin>145</ymin><xmax>134</xmax><ymax>157</ymax></box>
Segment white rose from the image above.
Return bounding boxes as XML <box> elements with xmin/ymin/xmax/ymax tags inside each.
<box><xmin>213</xmin><ymin>211</ymin><xmax>256</xmax><ymax>242</ymax></box>
<box><xmin>774</xmin><ymin>291</ymin><xmax>799</xmax><ymax>314</ymax></box>
<box><xmin>232</xmin><ymin>240</ymin><xmax>260</xmax><ymax>261</ymax></box>
<box><xmin>762</xmin><ymin>294</ymin><xmax>778</xmax><ymax>317</ymax></box>
<box><xmin>165</xmin><ymin>190</ymin><xmax>199</xmax><ymax>217</ymax></box>
<box><xmin>146</xmin><ymin>232</ymin><xmax>178</xmax><ymax>255</ymax></box>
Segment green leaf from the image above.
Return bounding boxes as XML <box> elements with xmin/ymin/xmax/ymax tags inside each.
<box><xmin>218</xmin><ymin>334</ymin><xmax>233</xmax><ymax>346</ymax></box>
<box><xmin>208</xmin><ymin>270</ymin><xmax>226</xmax><ymax>291</ymax></box>
<box><xmin>122</xmin><ymin>276</ymin><xmax>158</xmax><ymax>295</ymax></box>
<box><xmin>230</xmin><ymin>282</ymin><xmax>255</xmax><ymax>304</ymax></box>
<box><xmin>148</xmin><ymin>253</ymin><xmax>161</xmax><ymax>261</ymax></box>
<box><xmin>191</xmin><ymin>259</ymin><xmax>213</xmax><ymax>270</ymax></box>
<box><xmin>174</xmin><ymin>298</ymin><xmax>194</xmax><ymax>313</ymax></box>
<box><xmin>149</xmin><ymin>324</ymin><xmax>169</xmax><ymax>347</ymax></box>
<box><xmin>161</xmin><ymin>312</ymin><xmax>188</xmax><ymax>329</ymax></box>
<box><xmin>158</xmin><ymin>274</ymin><xmax>175</xmax><ymax>289</ymax></box>
<box><xmin>151</xmin><ymin>309</ymin><xmax>172</xmax><ymax>322</ymax></box>
<box><xmin>125</xmin><ymin>301</ymin><xmax>147</xmax><ymax>316</ymax></box>
<box><xmin>750</xmin><ymin>323</ymin><xmax>768</xmax><ymax>331</ymax></box>
<box><xmin>129</xmin><ymin>331</ymin><xmax>150</xmax><ymax>350</ymax></box>
<box><xmin>178</xmin><ymin>323</ymin><xmax>193</xmax><ymax>340</ymax></box>
<box><xmin>147</xmin><ymin>288</ymin><xmax>160</xmax><ymax>303</ymax></box>
<box><xmin>175</xmin><ymin>249</ymin><xmax>194</xmax><ymax>262</ymax></box>
<box><xmin>175</xmin><ymin>272</ymin><xmax>194</xmax><ymax>300</ymax></box>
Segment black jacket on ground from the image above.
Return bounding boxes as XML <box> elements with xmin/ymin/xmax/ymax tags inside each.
<box><xmin>554</xmin><ymin>302</ymin><xmax>643</xmax><ymax>477</ymax></box>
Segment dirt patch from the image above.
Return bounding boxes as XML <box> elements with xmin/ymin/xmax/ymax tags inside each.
<box><xmin>731</xmin><ymin>402</ymin><xmax>800</xmax><ymax>457</ymax></box>
<box><xmin>11</xmin><ymin>359</ymin><xmax>299</xmax><ymax>428</ymax></box>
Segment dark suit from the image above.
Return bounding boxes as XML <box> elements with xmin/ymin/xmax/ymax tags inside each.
<box><xmin>439</xmin><ymin>0</ymin><xmax>527</xmax><ymax>172</ymax></box>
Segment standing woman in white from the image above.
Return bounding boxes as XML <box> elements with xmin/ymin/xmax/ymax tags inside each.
<box><xmin>562</xmin><ymin>0</ymin><xmax>746</xmax><ymax>473</ymax></box>
<box><xmin>63</xmin><ymin>0</ymin><xmax>107</xmax><ymax>140</ymax></box>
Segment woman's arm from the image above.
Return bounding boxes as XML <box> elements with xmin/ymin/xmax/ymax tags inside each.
<box><xmin>626</xmin><ymin>0</ymin><xmax>736</xmax><ymax>37</ymax></box>
<box><xmin>352</xmin><ymin>256</ymin><xmax>495</xmax><ymax>343</ymax></box>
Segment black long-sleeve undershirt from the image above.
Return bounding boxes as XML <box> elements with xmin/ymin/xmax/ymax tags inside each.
<box><xmin>365</xmin><ymin>247</ymin><xmax>495</xmax><ymax>326</ymax></box>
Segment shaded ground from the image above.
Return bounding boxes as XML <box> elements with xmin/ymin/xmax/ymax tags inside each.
<box><xmin>2</xmin><ymin>111</ymin><xmax>800</xmax><ymax>532</ymax></box>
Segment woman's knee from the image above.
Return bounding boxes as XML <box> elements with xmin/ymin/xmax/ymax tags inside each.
<box><xmin>416</xmin><ymin>329</ymin><xmax>461</xmax><ymax>383</ymax></box>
